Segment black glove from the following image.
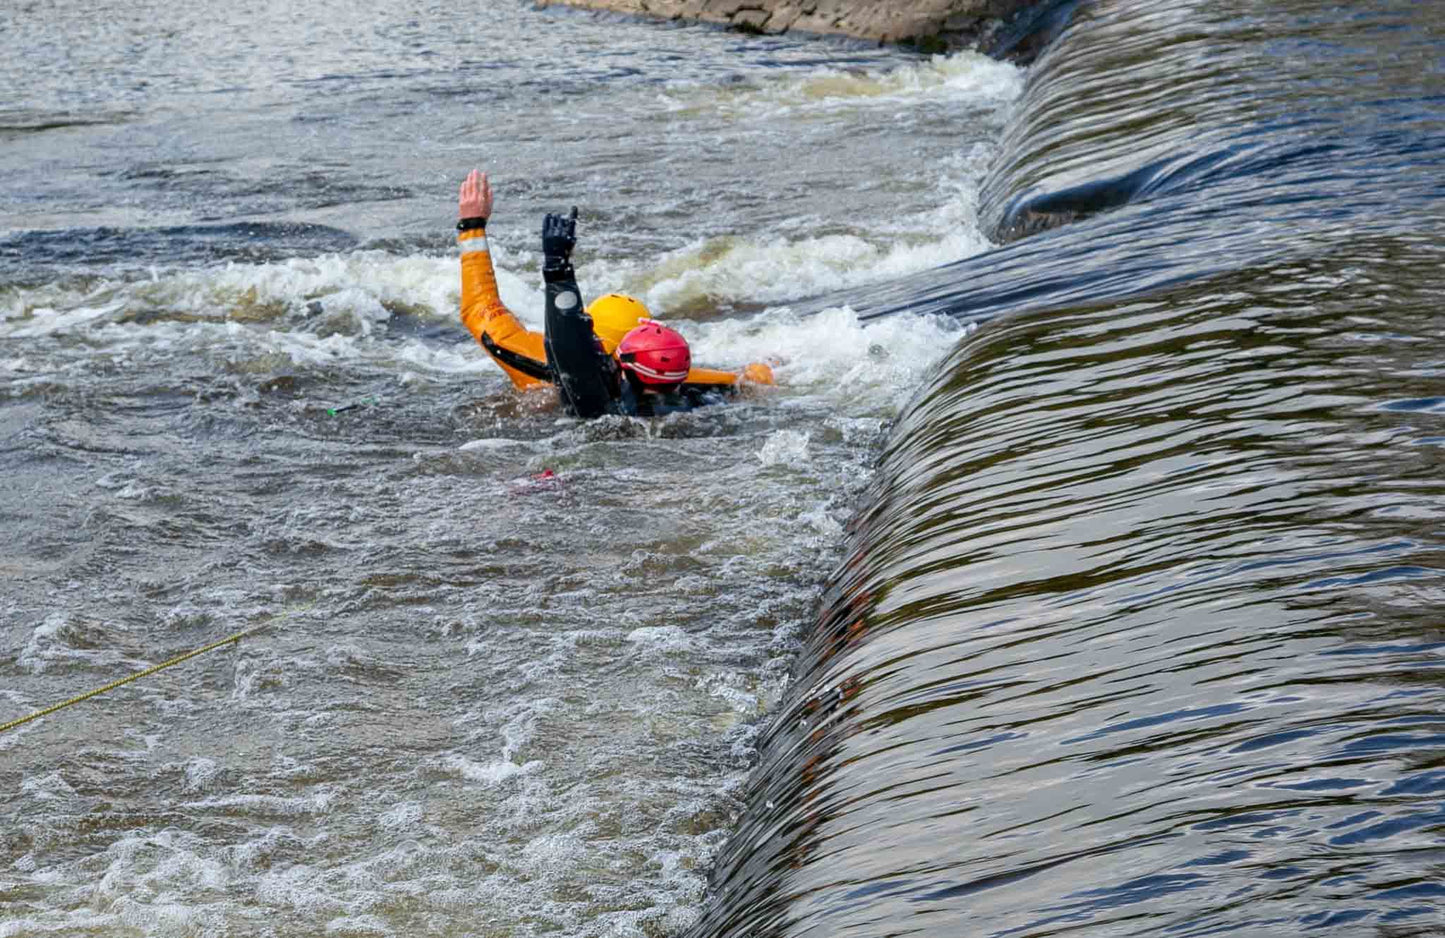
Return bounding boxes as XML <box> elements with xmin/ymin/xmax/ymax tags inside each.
<box><xmin>542</xmin><ymin>207</ymin><xmax>579</xmax><ymax>269</ymax></box>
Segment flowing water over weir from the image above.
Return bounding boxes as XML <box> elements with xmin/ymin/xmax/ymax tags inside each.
<box><xmin>691</xmin><ymin>0</ymin><xmax>1445</xmax><ymax>935</ymax></box>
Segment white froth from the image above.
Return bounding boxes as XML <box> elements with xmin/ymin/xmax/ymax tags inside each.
<box><xmin>17</xmin><ymin>613</ymin><xmax>133</xmax><ymax>675</ymax></box>
<box><xmin>182</xmin><ymin>757</ymin><xmax>220</xmax><ymax>792</ymax></box>
<box><xmin>443</xmin><ymin>753</ymin><xmax>536</xmax><ymax>786</ymax></box>
<box><xmin>378</xmin><ymin>801</ymin><xmax>423</xmax><ymax>831</ymax></box>
<box><xmin>458</xmin><ymin>436</ymin><xmax>533</xmax><ymax>452</ymax></box>
<box><xmin>682</xmin><ymin>304</ymin><xmax>974</xmax><ymax>410</ymax></box>
<box><xmin>626</xmin><ymin>624</ymin><xmax>695</xmax><ymax>654</ymax></box>
<box><xmin>758</xmin><ymin>430</ymin><xmax>812</xmax><ymax>467</ymax></box>
<box><xmin>0</xmin><ymin>726</ymin><xmax>31</xmax><ymax>752</ymax></box>
<box><xmin>618</xmin><ymin>226</ymin><xmax>987</xmax><ymax>310</ymax></box>
<box><xmin>799</xmin><ymin>502</ymin><xmax>847</xmax><ymax>539</ymax></box>
<box><xmin>4</xmin><ymin>202</ymin><xmax>977</xmax><ymax>418</ymax></box>
<box><xmin>3</xmin><ymin>240</ymin><xmax>973</xmax><ymax>391</ymax></box>
<box><xmin>20</xmin><ymin>772</ymin><xmax>78</xmax><ymax>802</ymax></box>
<box><xmin>3</xmin><ymin>301</ymin><xmax>126</xmax><ymax>337</ymax></box>
<box><xmin>184</xmin><ymin>791</ymin><xmax>336</xmax><ymax>816</ymax></box>
<box><xmin>256</xmin><ymin>864</ymin><xmax>349</xmax><ymax>914</ymax></box>
<box><xmin>0</xmin><ymin>248</ymin><xmax>542</xmax><ymax>341</ymax></box>
<box><xmin>697</xmin><ymin>672</ymin><xmax>764</xmax><ymax>716</ymax></box>
<box><xmin>325</xmin><ymin>914</ymin><xmax>391</xmax><ymax>936</ymax></box>
<box><xmin>573</xmin><ymin>146</ymin><xmax>1000</xmax><ymax>312</ymax></box>
<box><xmin>0</xmin><ymin>912</ymin><xmax>114</xmax><ymax>938</ymax></box>
<box><xmin>663</xmin><ymin>51</ymin><xmax>1024</xmax><ymax>115</ymax></box>
<box><xmin>522</xmin><ymin>832</ymin><xmax>587</xmax><ymax>873</ymax></box>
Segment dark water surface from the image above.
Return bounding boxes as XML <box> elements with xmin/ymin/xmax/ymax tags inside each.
<box><xmin>692</xmin><ymin>0</ymin><xmax>1445</xmax><ymax>936</ymax></box>
<box><xmin>1</xmin><ymin>1</ymin><xmax>1019</xmax><ymax>935</ymax></box>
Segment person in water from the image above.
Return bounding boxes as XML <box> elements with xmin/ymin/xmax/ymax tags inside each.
<box><xmin>456</xmin><ymin>170</ymin><xmax>771</xmax><ymax>416</ymax></box>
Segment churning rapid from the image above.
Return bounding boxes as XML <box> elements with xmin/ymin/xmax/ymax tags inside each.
<box><xmin>687</xmin><ymin>1</ymin><xmax>1445</xmax><ymax>936</ymax></box>
<box><xmin>1</xmin><ymin>1</ymin><xmax>1021</xmax><ymax>936</ymax></box>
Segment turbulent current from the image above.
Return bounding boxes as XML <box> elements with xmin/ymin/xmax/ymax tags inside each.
<box><xmin>4</xmin><ymin>1</ymin><xmax>1445</xmax><ymax>937</ymax></box>
<box><xmin>2</xmin><ymin>2</ymin><xmax>1018</xmax><ymax>935</ymax></box>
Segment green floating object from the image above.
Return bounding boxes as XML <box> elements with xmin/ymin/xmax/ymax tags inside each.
<box><xmin>327</xmin><ymin>397</ymin><xmax>376</xmax><ymax>416</ymax></box>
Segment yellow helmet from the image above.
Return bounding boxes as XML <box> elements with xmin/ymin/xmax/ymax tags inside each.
<box><xmin>586</xmin><ymin>293</ymin><xmax>651</xmax><ymax>354</ymax></box>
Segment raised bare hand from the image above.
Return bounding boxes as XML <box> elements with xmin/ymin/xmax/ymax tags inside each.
<box><xmin>458</xmin><ymin>169</ymin><xmax>493</xmax><ymax>221</ymax></box>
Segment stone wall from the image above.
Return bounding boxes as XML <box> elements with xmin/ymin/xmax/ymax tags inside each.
<box><xmin>536</xmin><ymin>0</ymin><xmax>1045</xmax><ymax>55</ymax></box>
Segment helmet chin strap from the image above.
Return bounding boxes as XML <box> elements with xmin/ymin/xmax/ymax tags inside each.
<box><xmin>623</xmin><ymin>361</ymin><xmax>689</xmax><ymax>383</ymax></box>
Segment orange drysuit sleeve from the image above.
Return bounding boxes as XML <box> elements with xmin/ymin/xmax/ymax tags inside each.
<box><xmin>458</xmin><ymin>228</ymin><xmax>550</xmax><ymax>389</ymax></box>
<box><xmin>680</xmin><ymin>362</ymin><xmax>775</xmax><ymax>393</ymax></box>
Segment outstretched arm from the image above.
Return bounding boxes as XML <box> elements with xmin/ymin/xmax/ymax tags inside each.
<box><xmin>540</xmin><ymin>210</ymin><xmax>620</xmax><ymax>418</ymax></box>
<box><xmin>456</xmin><ymin>170</ymin><xmax>551</xmax><ymax>388</ymax></box>
<box><xmin>679</xmin><ymin>362</ymin><xmax>775</xmax><ymax>395</ymax></box>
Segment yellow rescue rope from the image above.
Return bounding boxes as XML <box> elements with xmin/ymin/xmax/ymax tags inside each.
<box><xmin>0</xmin><ymin>621</ymin><xmax>273</xmax><ymax>735</ymax></box>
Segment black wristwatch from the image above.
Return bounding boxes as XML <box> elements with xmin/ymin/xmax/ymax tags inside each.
<box><xmin>456</xmin><ymin>217</ymin><xmax>487</xmax><ymax>232</ymax></box>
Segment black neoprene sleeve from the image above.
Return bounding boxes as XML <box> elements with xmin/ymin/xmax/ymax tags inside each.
<box><xmin>542</xmin><ymin>265</ymin><xmax>620</xmax><ymax>419</ymax></box>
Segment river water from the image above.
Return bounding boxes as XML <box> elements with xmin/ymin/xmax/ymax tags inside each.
<box><xmin>7</xmin><ymin>1</ymin><xmax>1445</xmax><ymax>937</ymax></box>
<box><xmin>1</xmin><ymin>2</ymin><xmax>1022</xmax><ymax>936</ymax></box>
<box><xmin>689</xmin><ymin>1</ymin><xmax>1445</xmax><ymax>936</ymax></box>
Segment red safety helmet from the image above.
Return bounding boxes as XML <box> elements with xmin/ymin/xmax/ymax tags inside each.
<box><xmin>616</xmin><ymin>321</ymin><xmax>692</xmax><ymax>388</ymax></box>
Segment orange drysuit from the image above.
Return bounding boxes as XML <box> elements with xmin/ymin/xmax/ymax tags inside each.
<box><xmin>457</xmin><ymin>227</ymin><xmax>772</xmax><ymax>393</ymax></box>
